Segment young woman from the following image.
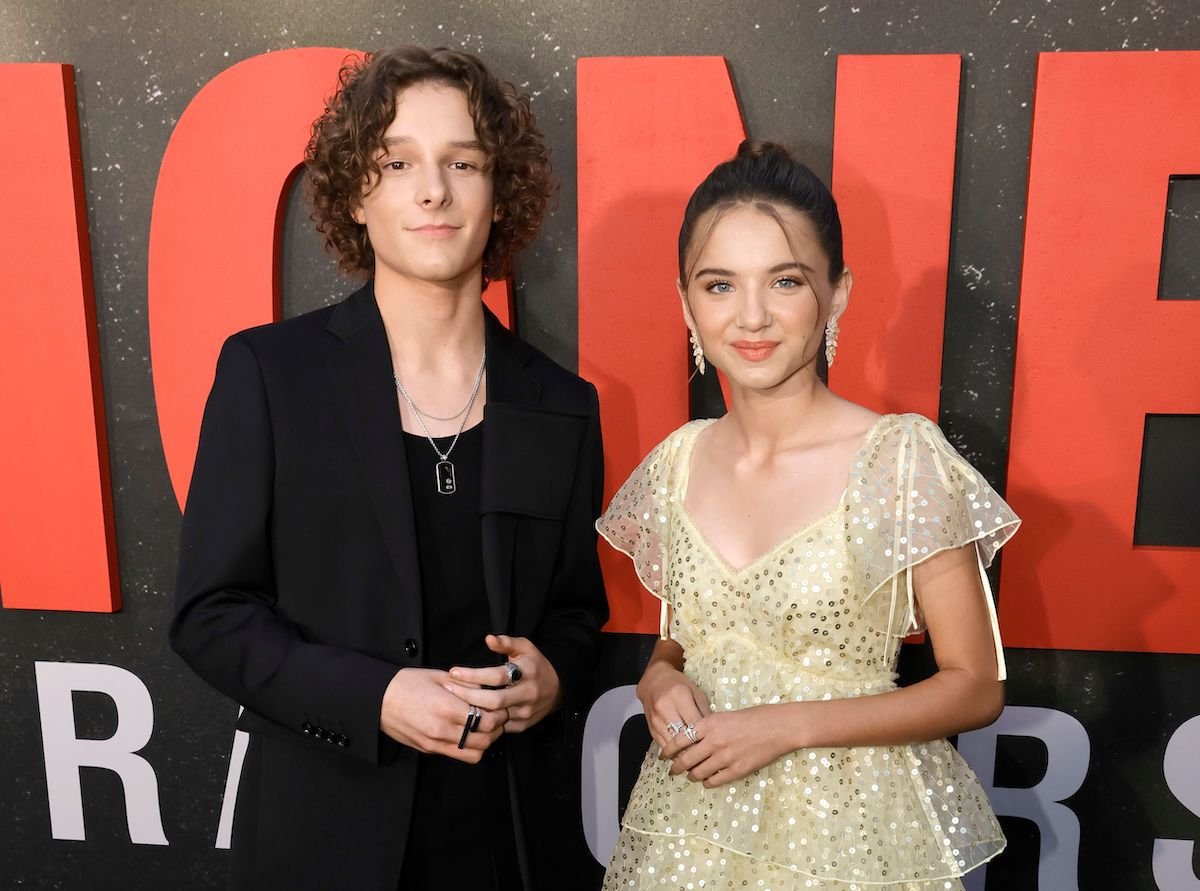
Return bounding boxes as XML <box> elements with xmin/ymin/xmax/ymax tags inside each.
<box><xmin>171</xmin><ymin>47</ymin><xmax>607</xmax><ymax>890</ymax></box>
<box><xmin>598</xmin><ymin>140</ymin><xmax>1018</xmax><ymax>890</ymax></box>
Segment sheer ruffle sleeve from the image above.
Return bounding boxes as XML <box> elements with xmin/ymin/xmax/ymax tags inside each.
<box><xmin>851</xmin><ymin>414</ymin><xmax>1020</xmax><ymax>677</ymax></box>
<box><xmin>595</xmin><ymin>427</ymin><xmax>691</xmax><ymax>639</ymax></box>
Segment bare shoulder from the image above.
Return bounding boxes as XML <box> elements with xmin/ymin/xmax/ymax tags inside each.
<box><xmin>826</xmin><ymin>398</ymin><xmax>883</xmax><ymax>445</ymax></box>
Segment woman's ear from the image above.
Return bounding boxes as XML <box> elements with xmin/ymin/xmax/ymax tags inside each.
<box><xmin>677</xmin><ymin>279</ymin><xmax>697</xmax><ymax>330</ymax></box>
<box><xmin>830</xmin><ymin>267</ymin><xmax>853</xmax><ymax>323</ymax></box>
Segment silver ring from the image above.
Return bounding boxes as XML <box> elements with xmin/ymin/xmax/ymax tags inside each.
<box><xmin>684</xmin><ymin>724</ymin><xmax>699</xmax><ymax>744</ymax></box>
<box><xmin>666</xmin><ymin>721</ymin><xmax>686</xmax><ymax>738</ymax></box>
<box><xmin>505</xmin><ymin>661</ymin><xmax>523</xmax><ymax>686</ymax></box>
<box><xmin>458</xmin><ymin>705</ymin><xmax>480</xmax><ymax>750</ymax></box>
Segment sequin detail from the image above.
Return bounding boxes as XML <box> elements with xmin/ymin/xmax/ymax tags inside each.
<box><xmin>597</xmin><ymin>414</ymin><xmax>1019</xmax><ymax>889</ymax></box>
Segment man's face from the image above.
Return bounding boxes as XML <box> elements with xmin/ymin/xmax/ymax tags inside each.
<box><xmin>353</xmin><ymin>82</ymin><xmax>495</xmax><ymax>291</ymax></box>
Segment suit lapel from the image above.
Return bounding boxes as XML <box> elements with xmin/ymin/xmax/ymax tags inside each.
<box><xmin>325</xmin><ymin>284</ymin><xmax>423</xmax><ymax>636</ymax></box>
<box><xmin>480</xmin><ymin>312</ymin><xmax>539</xmax><ymax>633</ymax></box>
<box><xmin>480</xmin><ymin>313</ymin><xmax>590</xmax><ymax>635</ymax></box>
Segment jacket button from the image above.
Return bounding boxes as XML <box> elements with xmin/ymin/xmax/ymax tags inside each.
<box><xmin>404</xmin><ymin>639</ymin><xmax>419</xmax><ymax>658</ymax></box>
<box><xmin>337</xmin><ymin>735</ymin><xmax>349</xmax><ymax>747</ymax></box>
<box><xmin>313</xmin><ymin>727</ymin><xmax>327</xmax><ymax>741</ymax></box>
<box><xmin>301</xmin><ymin>722</ymin><xmax>313</xmax><ymax>735</ymax></box>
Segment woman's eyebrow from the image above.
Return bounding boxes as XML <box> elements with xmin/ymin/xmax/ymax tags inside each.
<box><xmin>769</xmin><ymin>261</ymin><xmax>815</xmax><ymax>275</ymax></box>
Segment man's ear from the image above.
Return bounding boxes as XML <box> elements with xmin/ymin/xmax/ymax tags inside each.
<box><xmin>351</xmin><ymin>202</ymin><xmax>366</xmax><ymax>225</ymax></box>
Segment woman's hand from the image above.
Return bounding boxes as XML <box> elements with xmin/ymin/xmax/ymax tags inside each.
<box><xmin>379</xmin><ymin>668</ymin><xmax>507</xmax><ymax>763</ymax></box>
<box><xmin>442</xmin><ymin>634</ymin><xmax>562</xmax><ymax>733</ymax></box>
<box><xmin>638</xmin><ymin>654</ymin><xmax>712</xmax><ymax>759</ymax></box>
<box><xmin>667</xmin><ymin>704</ymin><xmax>796</xmax><ymax>787</ymax></box>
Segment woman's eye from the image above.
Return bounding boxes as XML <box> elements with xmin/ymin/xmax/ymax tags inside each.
<box><xmin>706</xmin><ymin>280</ymin><xmax>734</xmax><ymax>294</ymax></box>
<box><xmin>775</xmin><ymin>276</ymin><xmax>803</xmax><ymax>289</ymax></box>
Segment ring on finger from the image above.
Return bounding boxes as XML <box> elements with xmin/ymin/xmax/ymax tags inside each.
<box><xmin>458</xmin><ymin>704</ymin><xmax>481</xmax><ymax>750</ymax></box>
<box><xmin>684</xmin><ymin>724</ymin><xmax>700</xmax><ymax>744</ymax></box>
<box><xmin>505</xmin><ymin>661</ymin><xmax>523</xmax><ymax>686</ymax></box>
<box><xmin>666</xmin><ymin>721</ymin><xmax>686</xmax><ymax>738</ymax></box>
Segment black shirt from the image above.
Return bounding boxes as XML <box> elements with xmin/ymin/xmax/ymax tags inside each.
<box><xmin>398</xmin><ymin>423</ymin><xmax>520</xmax><ymax>891</ymax></box>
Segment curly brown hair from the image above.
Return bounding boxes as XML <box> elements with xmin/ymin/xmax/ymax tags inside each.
<box><xmin>305</xmin><ymin>46</ymin><xmax>556</xmax><ymax>284</ymax></box>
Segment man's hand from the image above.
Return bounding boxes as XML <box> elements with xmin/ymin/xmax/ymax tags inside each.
<box><xmin>442</xmin><ymin>635</ymin><xmax>562</xmax><ymax>733</ymax></box>
<box><xmin>379</xmin><ymin>668</ymin><xmax>507</xmax><ymax>762</ymax></box>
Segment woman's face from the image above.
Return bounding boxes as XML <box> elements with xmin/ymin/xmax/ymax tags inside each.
<box><xmin>680</xmin><ymin>203</ymin><xmax>848</xmax><ymax>392</ymax></box>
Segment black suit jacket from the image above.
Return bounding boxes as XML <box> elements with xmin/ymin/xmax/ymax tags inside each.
<box><xmin>170</xmin><ymin>283</ymin><xmax>608</xmax><ymax>890</ymax></box>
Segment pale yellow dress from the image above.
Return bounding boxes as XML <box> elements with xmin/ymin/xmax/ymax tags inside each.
<box><xmin>597</xmin><ymin>413</ymin><xmax>1019</xmax><ymax>890</ymax></box>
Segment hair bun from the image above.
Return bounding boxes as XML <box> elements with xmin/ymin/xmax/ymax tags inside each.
<box><xmin>736</xmin><ymin>138</ymin><xmax>792</xmax><ymax>161</ymax></box>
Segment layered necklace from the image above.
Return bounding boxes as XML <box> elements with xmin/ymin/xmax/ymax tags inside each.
<box><xmin>393</xmin><ymin>349</ymin><xmax>486</xmax><ymax>495</ymax></box>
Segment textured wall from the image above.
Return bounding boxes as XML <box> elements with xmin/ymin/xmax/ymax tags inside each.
<box><xmin>1</xmin><ymin>2</ymin><xmax>1198</xmax><ymax>888</ymax></box>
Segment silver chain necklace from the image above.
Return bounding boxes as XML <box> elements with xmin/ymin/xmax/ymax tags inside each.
<box><xmin>393</xmin><ymin>349</ymin><xmax>486</xmax><ymax>495</ymax></box>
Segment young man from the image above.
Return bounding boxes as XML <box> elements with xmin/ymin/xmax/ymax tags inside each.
<box><xmin>171</xmin><ymin>47</ymin><xmax>608</xmax><ymax>890</ymax></box>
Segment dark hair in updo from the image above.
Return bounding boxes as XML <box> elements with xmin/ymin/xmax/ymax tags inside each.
<box><xmin>677</xmin><ymin>139</ymin><xmax>845</xmax><ymax>285</ymax></box>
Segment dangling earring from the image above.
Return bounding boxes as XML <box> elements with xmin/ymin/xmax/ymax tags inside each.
<box><xmin>825</xmin><ymin>316</ymin><xmax>840</xmax><ymax>368</ymax></box>
<box><xmin>689</xmin><ymin>329</ymin><xmax>706</xmax><ymax>375</ymax></box>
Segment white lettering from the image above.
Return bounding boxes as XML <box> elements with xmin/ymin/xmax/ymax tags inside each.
<box><xmin>34</xmin><ymin>661</ymin><xmax>168</xmax><ymax>845</ymax></box>
<box><xmin>958</xmin><ymin>705</ymin><xmax>1088</xmax><ymax>891</ymax></box>
<box><xmin>1153</xmin><ymin>715</ymin><xmax>1200</xmax><ymax>889</ymax></box>
<box><xmin>214</xmin><ymin>708</ymin><xmax>249</xmax><ymax>850</ymax></box>
<box><xmin>580</xmin><ymin>684</ymin><xmax>644</xmax><ymax>865</ymax></box>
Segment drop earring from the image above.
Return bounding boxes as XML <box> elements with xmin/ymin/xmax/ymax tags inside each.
<box><xmin>689</xmin><ymin>329</ymin><xmax>706</xmax><ymax>375</ymax></box>
<box><xmin>825</xmin><ymin>316</ymin><xmax>840</xmax><ymax>368</ymax></box>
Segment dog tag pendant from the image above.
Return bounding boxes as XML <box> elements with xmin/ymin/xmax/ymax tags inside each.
<box><xmin>435</xmin><ymin>460</ymin><xmax>456</xmax><ymax>495</ymax></box>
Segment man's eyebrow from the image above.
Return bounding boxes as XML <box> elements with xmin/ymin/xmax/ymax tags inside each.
<box><xmin>380</xmin><ymin>136</ymin><xmax>486</xmax><ymax>151</ymax></box>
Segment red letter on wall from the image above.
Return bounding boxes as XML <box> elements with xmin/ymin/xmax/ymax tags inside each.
<box><xmin>0</xmin><ymin>65</ymin><xmax>120</xmax><ymax>611</ymax></box>
<box><xmin>831</xmin><ymin>55</ymin><xmax>961</xmax><ymax>418</ymax></box>
<box><xmin>577</xmin><ymin>57</ymin><xmax>746</xmax><ymax>634</ymax></box>
<box><xmin>148</xmin><ymin>48</ymin><xmax>357</xmax><ymax>507</ymax></box>
<box><xmin>1002</xmin><ymin>52</ymin><xmax>1200</xmax><ymax>654</ymax></box>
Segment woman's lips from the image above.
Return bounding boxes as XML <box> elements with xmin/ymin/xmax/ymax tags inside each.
<box><xmin>730</xmin><ymin>341</ymin><xmax>779</xmax><ymax>361</ymax></box>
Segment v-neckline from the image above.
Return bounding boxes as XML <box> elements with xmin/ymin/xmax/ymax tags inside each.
<box><xmin>677</xmin><ymin>414</ymin><xmax>894</xmax><ymax>577</ymax></box>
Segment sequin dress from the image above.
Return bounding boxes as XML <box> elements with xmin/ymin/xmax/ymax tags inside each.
<box><xmin>597</xmin><ymin>413</ymin><xmax>1019</xmax><ymax>890</ymax></box>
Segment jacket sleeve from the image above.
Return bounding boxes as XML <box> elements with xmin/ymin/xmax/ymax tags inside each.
<box><xmin>169</xmin><ymin>334</ymin><xmax>401</xmax><ymax>764</ymax></box>
<box><xmin>530</xmin><ymin>382</ymin><xmax>609</xmax><ymax>709</ymax></box>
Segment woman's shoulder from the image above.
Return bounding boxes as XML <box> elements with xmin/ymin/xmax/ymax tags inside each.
<box><xmin>648</xmin><ymin>418</ymin><xmax>716</xmax><ymax>467</ymax></box>
<box><xmin>608</xmin><ymin>418</ymin><xmax>714</xmax><ymax>496</ymax></box>
<box><xmin>859</xmin><ymin>412</ymin><xmax>954</xmax><ymax>460</ymax></box>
